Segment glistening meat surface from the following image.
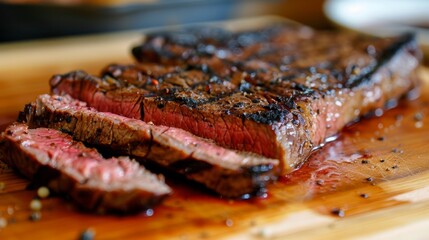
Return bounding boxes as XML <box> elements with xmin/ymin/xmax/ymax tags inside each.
<box><xmin>51</xmin><ymin>24</ymin><xmax>421</xmax><ymax>173</ymax></box>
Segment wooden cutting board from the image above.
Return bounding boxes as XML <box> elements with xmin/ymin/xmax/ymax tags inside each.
<box><xmin>1</xmin><ymin>18</ymin><xmax>429</xmax><ymax>239</ymax></box>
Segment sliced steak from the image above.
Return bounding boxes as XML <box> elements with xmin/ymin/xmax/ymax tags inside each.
<box><xmin>51</xmin><ymin>24</ymin><xmax>421</xmax><ymax>173</ymax></box>
<box><xmin>0</xmin><ymin>123</ymin><xmax>171</xmax><ymax>213</ymax></box>
<box><xmin>20</xmin><ymin>94</ymin><xmax>279</xmax><ymax>198</ymax></box>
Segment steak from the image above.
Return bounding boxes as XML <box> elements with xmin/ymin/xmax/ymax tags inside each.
<box><xmin>0</xmin><ymin>123</ymin><xmax>171</xmax><ymax>213</ymax></box>
<box><xmin>51</xmin><ymin>24</ymin><xmax>421</xmax><ymax>174</ymax></box>
<box><xmin>20</xmin><ymin>94</ymin><xmax>279</xmax><ymax>198</ymax></box>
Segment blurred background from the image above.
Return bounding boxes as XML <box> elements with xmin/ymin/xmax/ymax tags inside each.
<box><xmin>0</xmin><ymin>0</ymin><xmax>427</xmax><ymax>56</ymax></box>
<box><xmin>0</xmin><ymin>0</ymin><xmax>331</xmax><ymax>42</ymax></box>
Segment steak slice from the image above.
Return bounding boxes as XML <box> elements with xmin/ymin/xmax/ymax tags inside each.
<box><xmin>20</xmin><ymin>94</ymin><xmax>279</xmax><ymax>198</ymax></box>
<box><xmin>51</xmin><ymin>24</ymin><xmax>421</xmax><ymax>174</ymax></box>
<box><xmin>0</xmin><ymin>123</ymin><xmax>171</xmax><ymax>213</ymax></box>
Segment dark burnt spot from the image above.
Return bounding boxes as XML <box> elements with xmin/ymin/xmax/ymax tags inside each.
<box><xmin>177</xmin><ymin>97</ymin><xmax>200</xmax><ymax>109</ymax></box>
<box><xmin>60</xmin><ymin>128</ymin><xmax>73</xmax><ymax>136</ymax></box>
<box><xmin>277</xmin><ymin>96</ymin><xmax>296</xmax><ymax>109</ymax></box>
<box><xmin>244</xmin><ymin>105</ymin><xmax>291</xmax><ymax>124</ymax></box>
<box><xmin>53</xmin><ymin>114</ymin><xmax>64</xmax><ymax>123</ymax></box>
<box><xmin>157</xmin><ymin>102</ymin><xmax>165</xmax><ymax>109</ymax></box>
<box><xmin>233</xmin><ymin>102</ymin><xmax>245</xmax><ymax>108</ymax></box>
<box><xmin>65</xmin><ymin>115</ymin><xmax>73</xmax><ymax>123</ymax></box>
<box><xmin>290</xmin><ymin>82</ymin><xmax>315</xmax><ymax>95</ymax></box>
<box><xmin>169</xmin><ymin>159</ymin><xmax>213</xmax><ymax>174</ymax></box>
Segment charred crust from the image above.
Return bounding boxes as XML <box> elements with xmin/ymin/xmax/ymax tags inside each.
<box><xmin>18</xmin><ymin>104</ymin><xmax>33</xmax><ymax>123</ymax></box>
<box><xmin>168</xmin><ymin>159</ymin><xmax>213</xmax><ymax>174</ymax></box>
<box><xmin>290</xmin><ymin>82</ymin><xmax>315</xmax><ymax>95</ymax></box>
<box><xmin>65</xmin><ymin>115</ymin><xmax>73</xmax><ymax>123</ymax></box>
<box><xmin>17</xmin><ymin>111</ymin><xmax>27</xmax><ymax>123</ymax></box>
<box><xmin>60</xmin><ymin>128</ymin><xmax>73</xmax><ymax>136</ymax></box>
<box><xmin>346</xmin><ymin>33</ymin><xmax>416</xmax><ymax>88</ymax></box>
<box><xmin>30</xmin><ymin>165</ymin><xmax>61</xmax><ymax>188</ymax></box>
<box><xmin>243</xmin><ymin>107</ymin><xmax>292</xmax><ymax>124</ymax></box>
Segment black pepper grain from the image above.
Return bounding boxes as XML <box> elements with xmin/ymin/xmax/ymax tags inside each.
<box><xmin>366</xmin><ymin>177</ymin><xmax>374</xmax><ymax>182</ymax></box>
<box><xmin>380</xmin><ymin>159</ymin><xmax>385</xmax><ymax>163</ymax></box>
<box><xmin>361</xmin><ymin>160</ymin><xmax>369</xmax><ymax>164</ymax></box>
<box><xmin>330</xmin><ymin>208</ymin><xmax>345</xmax><ymax>217</ymax></box>
<box><xmin>80</xmin><ymin>228</ymin><xmax>95</xmax><ymax>240</ymax></box>
<box><xmin>29</xmin><ymin>212</ymin><xmax>41</xmax><ymax>221</ymax></box>
<box><xmin>377</xmin><ymin>136</ymin><xmax>385</xmax><ymax>141</ymax></box>
<box><xmin>359</xmin><ymin>193</ymin><xmax>369</xmax><ymax>199</ymax></box>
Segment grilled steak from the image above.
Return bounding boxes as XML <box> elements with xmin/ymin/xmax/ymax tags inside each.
<box><xmin>0</xmin><ymin>123</ymin><xmax>171</xmax><ymax>213</ymax></box>
<box><xmin>51</xmin><ymin>24</ymin><xmax>421</xmax><ymax>173</ymax></box>
<box><xmin>20</xmin><ymin>94</ymin><xmax>279</xmax><ymax>198</ymax></box>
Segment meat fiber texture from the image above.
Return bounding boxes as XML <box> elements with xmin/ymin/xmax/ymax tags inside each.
<box><xmin>0</xmin><ymin>123</ymin><xmax>171</xmax><ymax>213</ymax></box>
<box><xmin>50</xmin><ymin>24</ymin><xmax>421</xmax><ymax>174</ymax></box>
<box><xmin>21</xmin><ymin>94</ymin><xmax>279</xmax><ymax>198</ymax></box>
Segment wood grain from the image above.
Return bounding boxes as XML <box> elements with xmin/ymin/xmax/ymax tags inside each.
<box><xmin>1</xmin><ymin>21</ymin><xmax>429</xmax><ymax>239</ymax></box>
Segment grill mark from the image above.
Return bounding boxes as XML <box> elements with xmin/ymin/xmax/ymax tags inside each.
<box><xmin>345</xmin><ymin>33</ymin><xmax>416</xmax><ymax>88</ymax></box>
<box><xmin>168</xmin><ymin>158</ymin><xmax>213</xmax><ymax>175</ymax></box>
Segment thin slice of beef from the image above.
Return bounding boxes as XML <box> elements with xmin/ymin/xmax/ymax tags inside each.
<box><xmin>51</xmin><ymin>24</ymin><xmax>421</xmax><ymax>173</ymax></box>
<box><xmin>0</xmin><ymin>123</ymin><xmax>171</xmax><ymax>213</ymax></box>
<box><xmin>20</xmin><ymin>94</ymin><xmax>279</xmax><ymax>198</ymax></box>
